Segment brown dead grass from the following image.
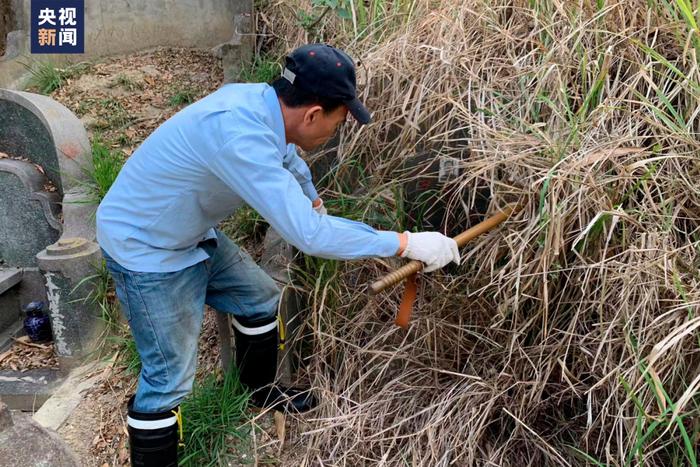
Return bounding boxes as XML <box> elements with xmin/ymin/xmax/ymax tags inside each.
<box><xmin>261</xmin><ymin>1</ymin><xmax>700</xmax><ymax>465</ymax></box>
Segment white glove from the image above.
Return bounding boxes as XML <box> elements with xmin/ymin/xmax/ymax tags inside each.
<box><xmin>313</xmin><ymin>199</ymin><xmax>327</xmax><ymax>215</ymax></box>
<box><xmin>400</xmin><ymin>231</ymin><xmax>460</xmax><ymax>272</ymax></box>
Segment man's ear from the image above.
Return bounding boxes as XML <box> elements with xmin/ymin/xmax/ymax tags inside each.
<box><xmin>303</xmin><ymin>105</ymin><xmax>324</xmax><ymax>125</ymax></box>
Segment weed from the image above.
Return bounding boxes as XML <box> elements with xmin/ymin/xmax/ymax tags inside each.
<box><xmin>67</xmin><ymin>258</ymin><xmax>128</xmax><ymax>369</ymax></box>
<box><xmin>622</xmin><ymin>361</ymin><xmax>699</xmax><ymax>467</ymax></box>
<box><xmin>238</xmin><ymin>54</ymin><xmax>280</xmax><ymax>83</ymax></box>
<box><xmin>107</xmin><ymin>332</ymin><xmax>141</xmax><ymax>375</ymax></box>
<box><xmin>23</xmin><ymin>60</ymin><xmax>91</xmax><ymax>94</ymax></box>
<box><xmin>179</xmin><ymin>368</ymin><xmax>251</xmax><ymax>466</ymax></box>
<box><xmin>219</xmin><ymin>206</ymin><xmax>268</xmax><ymax>245</ymax></box>
<box><xmin>97</xmin><ymin>98</ymin><xmax>132</xmax><ymax>129</ymax></box>
<box><xmin>116</xmin><ymin>133</ymin><xmax>132</xmax><ymax>147</ymax></box>
<box><xmin>114</xmin><ymin>73</ymin><xmax>143</xmax><ymax>91</ymax></box>
<box><xmin>90</xmin><ymin>137</ymin><xmax>125</xmax><ymax>201</ymax></box>
<box><xmin>297</xmin><ymin>2</ymin><xmax>343</xmax><ymax>34</ymax></box>
<box><xmin>75</xmin><ymin>98</ymin><xmax>96</xmax><ymax>117</ymax></box>
<box><xmin>297</xmin><ymin>0</ymin><xmax>416</xmax><ymax>38</ymax></box>
<box><xmin>168</xmin><ymin>86</ymin><xmax>200</xmax><ymax>107</ymax></box>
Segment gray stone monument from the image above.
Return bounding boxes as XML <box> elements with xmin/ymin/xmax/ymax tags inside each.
<box><xmin>0</xmin><ymin>88</ymin><xmax>101</xmax><ymax>369</ymax></box>
<box><xmin>403</xmin><ymin>150</ymin><xmax>491</xmax><ymax>237</ymax></box>
<box><xmin>0</xmin><ymin>158</ymin><xmax>61</xmax><ymax>267</ymax></box>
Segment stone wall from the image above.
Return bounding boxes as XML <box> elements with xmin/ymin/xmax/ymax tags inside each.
<box><xmin>0</xmin><ymin>0</ymin><xmax>253</xmax><ymax>88</ymax></box>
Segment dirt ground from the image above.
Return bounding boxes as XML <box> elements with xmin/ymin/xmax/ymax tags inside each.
<box><xmin>51</xmin><ymin>47</ymin><xmax>223</xmax><ymax>155</ymax></box>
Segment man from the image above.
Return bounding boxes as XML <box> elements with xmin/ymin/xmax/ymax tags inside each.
<box><xmin>96</xmin><ymin>44</ymin><xmax>460</xmax><ymax>466</ymax></box>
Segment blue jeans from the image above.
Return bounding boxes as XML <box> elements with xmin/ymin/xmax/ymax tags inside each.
<box><xmin>103</xmin><ymin>230</ymin><xmax>280</xmax><ymax>413</ymax></box>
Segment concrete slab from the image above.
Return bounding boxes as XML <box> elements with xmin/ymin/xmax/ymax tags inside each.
<box><xmin>33</xmin><ymin>361</ymin><xmax>100</xmax><ymax>431</ymax></box>
<box><xmin>0</xmin><ymin>368</ymin><xmax>64</xmax><ymax>411</ymax></box>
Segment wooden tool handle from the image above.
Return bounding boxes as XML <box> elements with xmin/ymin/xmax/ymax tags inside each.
<box><xmin>395</xmin><ymin>273</ymin><xmax>418</xmax><ymax>329</ymax></box>
<box><xmin>369</xmin><ymin>205</ymin><xmax>516</xmax><ymax>294</ymax></box>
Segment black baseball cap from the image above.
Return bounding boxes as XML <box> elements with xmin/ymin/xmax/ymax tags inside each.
<box><xmin>282</xmin><ymin>44</ymin><xmax>371</xmax><ymax>124</ymax></box>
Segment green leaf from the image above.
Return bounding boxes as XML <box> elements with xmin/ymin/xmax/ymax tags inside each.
<box><xmin>675</xmin><ymin>0</ymin><xmax>698</xmax><ymax>30</ymax></box>
<box><xmin>336</xmin><ymin>7</ymin><xmax>352</xmax><ymax>19</ymax></box>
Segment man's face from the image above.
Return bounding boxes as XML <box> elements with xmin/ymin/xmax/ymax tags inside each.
<box><xmin>295</xmin><ymin>105</ymin><xmax>349</xmax><ymax>151</ymax></box>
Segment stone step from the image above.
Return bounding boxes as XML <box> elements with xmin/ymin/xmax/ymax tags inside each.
<box><xmin>0</xmin><ymin>368</ymin><xmax>64</xmax><ymax>411</ymax></box>
<box><xmin>0</xmin><ymin>268</ymin><xmax>22</xmax><ymax>336</ymax></box>
<box><xmin>0</xmin><ymin>268</ymin><xmax>22</xmax><ymax>296</ymax></box>
<box><xmin>33</xmin><ymin>361</ymin><xmax>100</xmax><ymax>431</ymax></box>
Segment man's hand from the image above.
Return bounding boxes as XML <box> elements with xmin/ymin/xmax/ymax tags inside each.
<box><xmin>397</xmin><ymin>231</ymin><xmax>460</xmax><ymax>272</ymax></box>
<box><xmin>312</xmin><ymin>198</ymin><xmax>327</xmax><ymax>215</ymax></box>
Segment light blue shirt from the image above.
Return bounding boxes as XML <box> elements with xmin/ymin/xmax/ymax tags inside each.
<box><xmin>96</xmin><ymin>83</ymin><xmax>399</xmax><ymax>272</ymax></box>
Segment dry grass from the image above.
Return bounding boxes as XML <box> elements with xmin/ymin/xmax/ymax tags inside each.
<box><xmin>259</xmin><ymin>0</ymin><xmax>700</xmax><ymax>465</ymax></box>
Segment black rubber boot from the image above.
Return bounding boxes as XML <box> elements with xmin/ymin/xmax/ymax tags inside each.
<box><xmin>232</xmin><ymin>315</ymin><xmax>316</xmax><ymax>413</ymax></box>
<box><xmin>127</xmin><ymin>396</ymin><xmax>180</xmax><ymax>467</ymax></box>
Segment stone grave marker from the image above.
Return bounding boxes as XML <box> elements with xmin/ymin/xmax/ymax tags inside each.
<box><xmin>0</xmin><ymin>89</ymin><xmax>102</xmax><ymax>409</ymax></box>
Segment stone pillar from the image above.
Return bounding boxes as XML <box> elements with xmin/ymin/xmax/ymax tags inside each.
<box><xmin>259</xmin><ymin>228</ymin><xmax>303</xmax><ymax>386</ymax></box>
<box><xmin>215</xmin><ymin>311</ymin><xmax>234</xmax><ymax>372</ymax></box>
<box><xmin>36</xmin><ymin>237</ymin><xmax>103</xmax><ymax>368</ymax></box>
<box><xmin>213</xmin><ymin>0</ymin><xmax>254</xmax><ymax>83</ymax></box>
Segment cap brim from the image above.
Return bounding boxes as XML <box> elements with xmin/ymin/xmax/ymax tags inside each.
<box><xmin>346</xmin><ymin>97</ymin><xmax>371</xmax><ymax>125</ymax></box>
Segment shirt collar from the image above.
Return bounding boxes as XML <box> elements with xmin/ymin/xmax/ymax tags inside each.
<box><xmin>263</xmin><ymin>84</ymin><xmax>287</xmax><ymax>154</ymax></box>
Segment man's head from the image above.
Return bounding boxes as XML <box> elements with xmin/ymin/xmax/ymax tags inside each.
<box><xmin>273</xmin><ymin>44</ymin><xmax>370</xmax><ymax>151</ymax></box>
